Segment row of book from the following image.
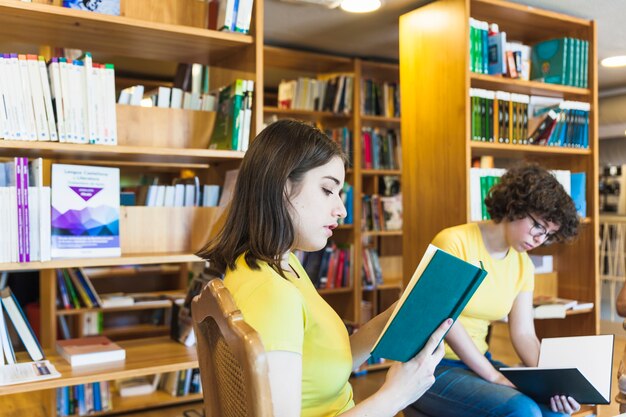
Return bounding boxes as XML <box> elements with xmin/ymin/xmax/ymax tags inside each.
<box><xmin>531</xmin><ymin>37</ymin><xmax>589</xmax><ymax>88</ymax></box>
<box><xmin>296</xmin><ymin>242</ymin><xmax>354</xmax><ymax>290</ymax></box>
<box><xmin>469</xmin><ymin>167</ymin><xmax>586</xmax><ymax>221</ymax></box>
<box><xmin>118</xmin><ymin>84</ymin><xmax>217</xmax><ymax>112</ymax></box>
<box><xmin>469</xmin><ymin>19</ymin><xmax>530</xmax><ymax>80</ymax></box>
<box><xmin>361</xmin><ymin>248</ymin><xmax>383</xmax><ymax>289</ymax></box>
<box><xmin>209</xmin><ymin>79</ymin><xmax>254</xmax><ymax>152</ymax></box>
<box><xmin>361</xmin><ymin>79</ymin><xmax>400</xmax><ymax>118</ymax></box>
<box><xmin>0</xmin><ymin>286</ymin><xmax>45</xmax><ymax>365</ymax></box>
<box><xmin>472</xmin><ymin>22</ymin><xmax>531</xmax><ymax>80</ymax></box>
<box><xmin>469</xmin><ymin>89</ymin><xmax>590</xmax><ymax>148</ymax></box>
<box><xmin>339</xmin><ymin>182</ymin><xmax>354</xmax><ymax>226</ymax></box>
<box><xmin>528</xmin><ymin>103</ymin><xmax>590</xmax><ymax>148</ymax></box>
<box><xmin>326</xmin><ymin>127</ymin><xmax>354</xmax><ymax>166</ymax></box>
<box><xmin>0</xmin><ymin>52</ymin><xmax>117</xmax><ymax>145</ymax></box>
<box><xmin>56</xmin><ymin>268</ymin><xmax>102</xmax><ymax>310</ymax></box>
<box><xmin>130</xmin><ymin>183</ymin><xmax>222</xmax><ymax>207</ymax></box>
<box><xmin>0</xmin><ymin>157</ymin><xmax>51</xmax><ymax>263</ymax></box>
<box><xmin>533</xmin><ymin>296</ymin><xmax>594</xmax><ymax>319</ymax></box>
<box><xmin>362</xmin><ymin>193</ymin><xmax>403</xmax><ymax>232</ymax></box>
<box><xmin>277</xmin><ymin>74</ymin><xmax>354</xmax><ymax>115</ymax></box>
<box><xmin>362</xmin><ymin>127</ymin><xmax>401</xmax><ymax>170</ymax></box>
<box><xmin>56</xmin><ymin>381</ymin><xmax>112</xmax><ymax>416</ymax></box>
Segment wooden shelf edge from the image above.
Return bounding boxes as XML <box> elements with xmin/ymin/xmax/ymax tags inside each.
<box><xmin>471</xmin><ymin>73</ymin><xmax>591</xmax><ymax>99</ymax></box>
<box><xmin>361</xmin><ymin>169</ymin><xmax>401</xmax><ymax>176</ymax></box>
<box><xmin>470</xmin><ymin>141</ymin><xmax>592</xmax><ymax>156</ymax></box>
<box><xmin>0</xmin><ymin>253</ymin><xmax>202</xmax><ymax>272</ymax></box>
<box><xmin>0</xmin><ymin>140</ymin><xmax>244</xmax><ymax>164</ymax></box>
<box><xmin>471</xmin><ymin>0</ymin><xmax>593</xmax><ymax>27</ymax></box>
<box><xmin>263</xmin><ymin>106</ymin><xmax>351</xmax><ymax>119</ymax></box>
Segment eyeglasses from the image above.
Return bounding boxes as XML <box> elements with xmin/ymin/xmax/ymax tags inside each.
<box><xmin>527</xmin><ymin>213</ymin><xmax>557</xmax><ymax>243</ymax></box>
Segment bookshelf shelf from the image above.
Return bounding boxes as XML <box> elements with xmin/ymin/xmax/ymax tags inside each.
<box><xmin>263</xmin><ymin>106</ymin><xmax>351</xmax><ymax>121</ymax></box>
<box><xmin>0</xmin><ymin>0</ymin><xmax>252</xmax><ymax>66</ymax></box>
<box><xmin>102</xmin><ymin>324</ymin><xmax>171</xmax><ymax>338</ymax></box>
<box><xmin>57</xmin><ymin>301</ymin><xmax>174</xmax><ymax>316</ymax></box>
<box><xmin>0</xmin><ymin>253</ymin><xmax>202</xmax><ymax>272</ymax></box>
<box><xmin>470</xmin><ymin>141</ymin><xmax>592</xmax><ymax>157</ymax></box>
<box><xmin>0</xmin><ymin>140</ymin><xmax>245</xmax><ymax>165</ymax></box>
<box><xmin>361</xmin><ymin>169</ymin><xmax>402</xmax><ymax>176</ymax></box>
<box><xmin>0</xmin><ymin>337</ymin><xmax>197</xmax><ymax>396</ymax></box>
<box><xmin>363</xmin><ymin>230</ymin><xmax>403</xmax><ymax>237</ymax></box>
<box><xmin>470</xmin><ymin>73</ymin><xmax>591</xmax><ymax>100</ymax></box>
<box><xmin>318</xmin><ymin>287</ymin><xmax>353</xmax><ymax>295</ymax></box>
<box><xmin>111</xmin><ymin>391</ymin><xmax>202</xmax><ymax>415</ymax></box>
<box><xmin>360</xmin><ymin>115</ymin><xmax>401</xmax><ymax>126</ymax></box>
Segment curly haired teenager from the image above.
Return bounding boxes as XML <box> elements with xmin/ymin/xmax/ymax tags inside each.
<box><xmin>407</xmin><ymin>163</ymin><xmax>581</xmax><ymax>417</ymax></box>
<box><xmin>197</xmin><ymin>119</ymin><xmax>452</xmax><ymax>417</ymax></box>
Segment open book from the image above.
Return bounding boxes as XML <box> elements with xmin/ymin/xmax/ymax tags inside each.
<box><xmin>500</xmin><ymin>335</ymin><xmax>614</xmax><ymax>404</ymax></box>
<box><xmin>371</xmin><ymin>244</ymin><xmax>488</xmax><ymax>362</ymax></box>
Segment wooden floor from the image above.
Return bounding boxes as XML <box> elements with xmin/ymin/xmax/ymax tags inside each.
<box><xmin>2</xmin><ymin>327</ymin><xmax>624</xmax><ymax>417</ymax></box>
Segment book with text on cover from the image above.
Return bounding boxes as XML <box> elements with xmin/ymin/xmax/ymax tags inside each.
<box><xmin>371</xmin><ymin>244</ymin><xmax>487</xmax><ymax>362</ymax></box>
<box><xmin>500</xmin><ymin>335</ymin><xmax>614</xmax><ymax>404</ymax></box>
<box><xmin>56</xmin><ymin>336</ymin><xmax>125</xmax><ymax>367</ymax></box>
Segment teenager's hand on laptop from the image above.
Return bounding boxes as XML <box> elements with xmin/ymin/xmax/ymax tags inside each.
<box><xmin>492</xmin><ymin>372</ymin><xmax>516</xmax><ymax>388</ymax></box>
<box><xmin>550</xmin><ymin>395</ymin><xmax>580</xmax><ymax>414</ymax></box>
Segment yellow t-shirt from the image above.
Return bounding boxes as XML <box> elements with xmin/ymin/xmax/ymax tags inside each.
<box><xmin>223</xmin><ymin>253</ymin><xmax>355</xmax><ymax>417</ymax></box>
<box><xmin>431</xmin><ymin>223</ymin><xmax>534</xmax><ymax>360</ymax></box>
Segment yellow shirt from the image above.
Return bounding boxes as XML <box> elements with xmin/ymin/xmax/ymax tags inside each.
<box><xmin>431</xmin><ymin>223</ymin><xmax>534</xmax><ymax>360</ymax></box>
<box><xmin>224</xmin><ymin>253</ymin><xmax>355</xmax><ymax>417</ymax></box>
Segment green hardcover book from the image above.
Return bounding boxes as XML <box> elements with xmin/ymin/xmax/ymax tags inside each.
<box><xmin>531</xmin><ymin>38</ymin><xmax>568</xmax><ymax>85</ymax></box>
<box><xmin>230</xmin><ymin>79</ymin><xmax>246</xmax><ymax>150</ymax></box>
<box><xmin>62</xmin><ymin>269</ymin><xmax>81</xmax><ymax>309</ymax></box>
<box><xmin>371</xmin><ymin>245</ymin><xmax>487</xmax><ymax>362</ymax></box>
<box><xmin>582</xmin><ymin>41</ymin><xmax>589</xmax><ymax>88</ymax></box>
<box><xmin>209</xmin><ymin>83</ymin><xmax>236</xmax><ymax>150</ymax></box>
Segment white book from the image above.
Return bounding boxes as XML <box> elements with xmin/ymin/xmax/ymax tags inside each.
<box><xmin>117</xmin><ymin>88</ymin><xmax>131</xmax><ymax>105</ymax></box>
<box><xmin>16</xmin><ymin>56</ymin><xmax>37</xmax><ymax>141</ymax></box>
<box><xmin>118</xmin><ymin>374</ymin><xmax>161</xmax><ymax>397</ymax></box>
<box><xmin>104</xmin><ymin>64</ymin><xmax>117</xmax><ymax>145</ymax></box>
<box><xmin>241</xmin><ymin>80</ymin><xmax>254</xmax><ymax>152</ymax></box>
<box><xmin>202</xmin><ymin>185</ymin><xmax>220</xmax><ymax>207</ymax></box>
<box><xmin>145</xmin><ymin>185</ymin><xmax>158</xmax><ymax>207</ymax></box>
<box><xmin>92</xmin><ymin>64</ymin><xmax>106</xmax><ymax>144</ymax></box>
<box><xmin>234</xmin><ymin>0</ymin><xmax>254</xmax><ymax>34</ymax></box>
<box><xmin>130</xmin><ymin>85</ymin><xmax>144</xmax><ymax>106</ymax></box>
<box><xmin>9</xmin><ymin>186</ymin><xmax>18</xmax><ymax>263</ymax></box>
<box><xmin>5</xmin><ymin>55</ymin><xmax>25</xmax><ymax>140</ymax></box>
<box><xmin>501</xmin><ymin>335</ymin><xmax>614</xmax><ymax>405</ymax></box>
<box><xmin>28</xmin><ymin>189</ymin><xmax>40</xmax><ymax>261</ymax></box>
<box><xmin>157</xmin><ymin>86</ymin><xmax>171</xmax><ymax>108</ymax></box>
<box><xmin>51</xmin><ymin>164</ymin><xmax>120</xmax><ymax>258</ymax></box>
<box><xmin>217</xmin><ymin>0</ymin><xmax>237</xmax><ymax>31</ymax></box>
<box><xmin>72</xmin><ymin>61</ymin><xmax>88</xmax><ymax>143</ymax></box>
<box><xmin>182</xmin><ymin>91</ymin><xmax>192</xmax><ymax>109</ymax></box>
<box><xmin>155</xmin><ymin>185</ymin><xmax>166</xmax><ymax>207</ymax></box>
<box><xmin>0</xmin><ymin>56</ymin><xmax>11</xmax><ymax>139</ymax></box>
<box><xmin>0</xmin><ymin>360</ymin><xmax>61</xmax><ymax>386</ymax></box>
<box><xmin>39</xmin><ymin>187</ymin><xmax>51</xmax><ymax>262</ymax></box>
<box><xmin>59</xmin><ymin>59</ymin><xmax>75</xmax><ymax>143</ymax></box>
<box><xmin>0</xmin><ymin>295</ymin><xmax>12</xmax><ymax>364</ymax></box>
<box><xmin>170</xmin><ymin>88</ymin><xmax>183</xmax><ymax>109</ymax></box>
<box><xmin>163</xmin><ymin>185</ymin><xmax>175</xmax><ymax>207</ymax></box>
<box><xmin>83</xmin><ymin>53</ymin><xmax>98</xmax><ymax>144</ymax></box>
<box><xmin>26</xmin><ymin>55</ymin><xmax>50</xmax><ymax>141</ymax></box>
<box><xmin>184</xmin><ymin>184</ymin><xmax>195</xmax><ymax>207</ymax></box>
<box><xmin>48</xmin><ymin>59</ymin><xmax>66</xmax><ymax>142</ymax></box>
<box><xmin>173</xmin><ymin>184</ymin><xmax>185</xmax><ymax>207</ymax></box>
<box><xmin>1</xmin><ymin>287</ymin><xmax>44</xmax><ymax>361</ymax></box>
<box><xmin>38</xmin><ymin>57</ymin><xmax>58</xmax><ymax>142</ymax></box>
<box><xmin>0</xmin><ymin>188</ymin><xmax>7</xmax><ymax>262</ymax></box>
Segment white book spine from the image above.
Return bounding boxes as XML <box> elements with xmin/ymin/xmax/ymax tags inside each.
<box><xmin>8</xmin><ymin>55</ymin><xmax>28</xmax><ymax>141</ymax></box>
<box><xmin>49</xmin><ymin>60</ymin><xmax>66</xmax><ymax>142</ymax></box>
<box><xmin>17</xmin><ymin>56</ymin><xmax>37</xmax><ymax>141</ymax></box>
<box><xmin>8</xmin><ymin>187</ymin><xmax>18</xmax><ymax>263</ymax></box>
<box><xmin>38</xmin><ymin>57</ymin><xmax>58</xmax><ymax>142</ymax></box>
<box><xmin>84</xmin><ymin>54</ymin><xmax>98</xmax><ymax>144</ymax></box>
<box><xmin>0</xmin><ymin>56</ymin><xmax>11</xmax><ymax>139</ymax></box>
<box><xmin>40</xmin><ymin>187</ymin><xmax>51</xmax><ymax>262</ymax></box>
<box><xmin>217</xmin><ymin>0</ymin><xmax>237</xmax><ymax>31</ymax></box>
<box><xmin>59</xmin><ymin>59</ymin><xmax>75</xmax><ymax>143</ymax></box>
<box><xmin>28</xmin><ymin>188</ymin><xmax>40</xmax><ymax>262</ymax></box>
<box><xmin>26</xmin><ymin>56</ymin><xmax>50</xmax><ymax>141</ymax></box>
<box><xmin>72</xmin><ymin>61</ymin><xmax>88</xmax><ymax>143</ymax></box>
<box><xmin>104</xmin><ymin>65</ymin><xmax>117</xmax><ymax>145</ymax></box>
<box><xmin>93</xmin><ymin>65</ymin><xmax>105</xmax><ymax>145</ymax></box>
<box><xmin>235</xmin><ymin>0</ymin><xmax>253</xmax><ymax>34</ymax></box>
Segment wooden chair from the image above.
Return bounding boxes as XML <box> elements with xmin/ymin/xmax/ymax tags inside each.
<box><xmin>191</xmin><ymin>278</ymin><xmax>273</xmax><ymax>417</ymax></box>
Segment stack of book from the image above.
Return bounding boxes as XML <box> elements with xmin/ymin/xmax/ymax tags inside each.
<box><xmin>533</xmin><ymin>296</ymin><xmax>594</xmax><ymax>319</ymax></box>
<box><xmin>56</xmin><ymin>381</ymin><xmax>113</xmax><ymax>416</ymax></box>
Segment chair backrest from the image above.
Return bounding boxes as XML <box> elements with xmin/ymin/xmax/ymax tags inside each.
<box><xmin>191</xmin><ymin>277</ymin><xmax>273</xmax><ymax>417</ymax></box>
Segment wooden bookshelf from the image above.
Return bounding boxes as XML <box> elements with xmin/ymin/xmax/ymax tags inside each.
<box><xmin>0</xmin><ymin>337</ymin><xmax>197</xmax><ymax>396</ymax></box>
<box><xmin>0</xmin><ymin>0</ymin><xmax>264</xmax><ymax>414</ymax></box>
<box><xmin>263</xmin><ymin>48</ymin><xmax>404</xmax><ymax>326</ymax></box>
<box><xmin>400</xmin><ymin>0</ymin><xmax>598</xmax><ymax>409</ymax></box>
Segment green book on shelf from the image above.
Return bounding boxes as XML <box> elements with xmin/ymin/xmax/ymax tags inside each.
<box><xmin>531</xmin><ymin>37</ymin><xmax>568</xmax><ymax>85</ymax></box>
<box><xmin>371</xmin><ymin>245</ymin><xmax>488</xmax><ymax>362</ymax></box>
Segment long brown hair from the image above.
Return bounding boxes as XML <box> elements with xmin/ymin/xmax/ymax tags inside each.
<box><xmin>196</xmin><ymin>119</ymin><xmax>346</xmax><ymax>275</ymax></box>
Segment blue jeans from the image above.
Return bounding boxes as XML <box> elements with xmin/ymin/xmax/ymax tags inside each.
<box><xmin>406</xmin><ymin>353</ymin><xmax>567</xmax><ymax>417</ymax></box>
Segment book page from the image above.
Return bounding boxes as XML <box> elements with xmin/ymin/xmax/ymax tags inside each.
<box><xmin>373</xmin><ymin>244</ymin><xmax>437</xmax><ymax>347</ymax></box>
<box><xmin>0</xmin><ymin>360</ymin><xmax>61</xmax><ymax>386</ymax></box>
<box><xmin>539</xmin><ymin>335</ymin><xmax>614</xmax><ymax>400</ymax></box>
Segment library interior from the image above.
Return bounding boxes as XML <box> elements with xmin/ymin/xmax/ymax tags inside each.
<box><xmin>0</xmin><ymin>0</ymin><xmax>625</xmax><ymax>416</ymax></box>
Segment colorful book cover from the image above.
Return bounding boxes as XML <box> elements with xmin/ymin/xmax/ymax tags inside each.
<box><xmin>51</xmin><ymin>164</ymin><xmax>120</xmax><ymax>258</ymax></box>
<box><xmin>62</xmin><ymin>0</ymin><xmax>120</xmax><ymax>16</ymax></box>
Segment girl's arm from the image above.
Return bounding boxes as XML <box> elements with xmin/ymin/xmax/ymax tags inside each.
<box><xmin>445</xmin><ymin>321</ymin><xmax>513</xmax><ymax>386</ymax></box>
<box><xmin>267</xmin><ymin>319</ymin><xmax>451</xmax><ymax>417</ymax></box>
<box><xmin>508</xmin><ymin>291</ymin><xmax>540</xmax><ymax>367</ymax></box>
<box><xmin>349</xmin><ymin>302</ymin><xmax>396</xmax><ymax>368</ymax></box>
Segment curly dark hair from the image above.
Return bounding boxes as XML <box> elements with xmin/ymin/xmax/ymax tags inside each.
<box><xmin>485</xmin><ymin>162</ymin><xmax>579</xmax><ymax>243</ymax></box>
